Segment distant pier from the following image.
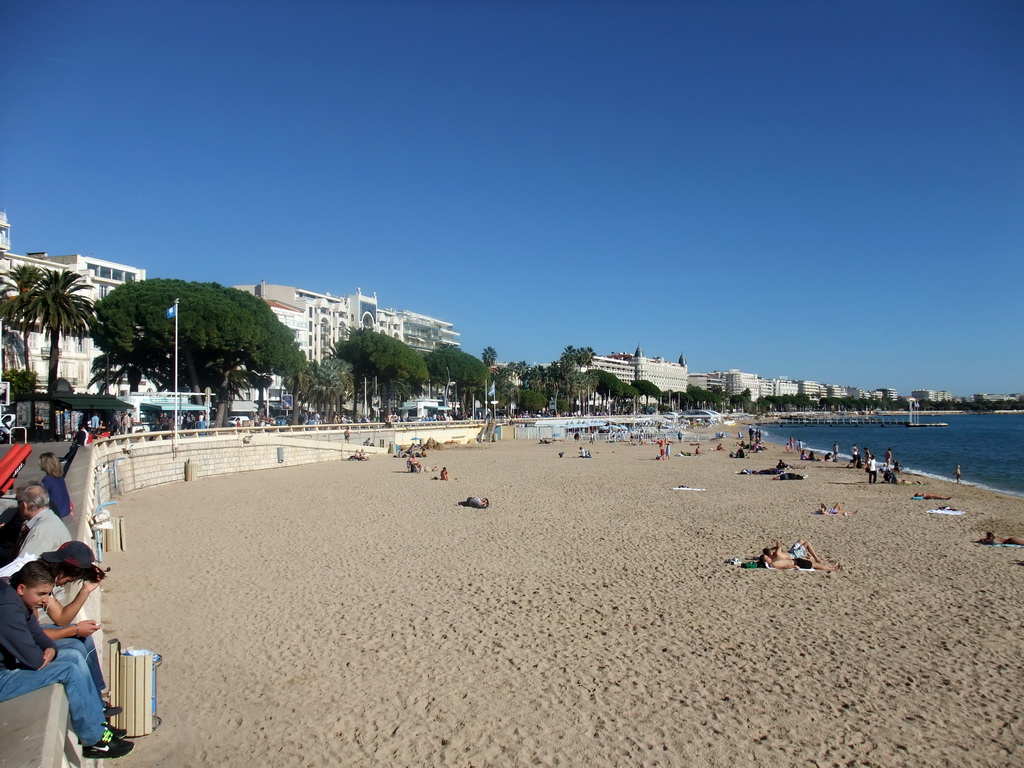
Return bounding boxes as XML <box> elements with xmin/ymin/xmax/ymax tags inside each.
<box><xmin>764</xmin><ymin>415</ymin><xmax>948</xmax><ymax>428</ymax></box>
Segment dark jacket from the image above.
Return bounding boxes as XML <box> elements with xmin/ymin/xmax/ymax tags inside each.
<box><xmin>0</xmin><ymin>579</ymin><xmax>57</xmax><ymax>670</ymax></box>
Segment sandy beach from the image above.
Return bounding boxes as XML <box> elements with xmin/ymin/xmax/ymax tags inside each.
<box><xmin>101</xmin><ymin>435</ymin><xmax>1024</xmax><ymax>767</ymax></box>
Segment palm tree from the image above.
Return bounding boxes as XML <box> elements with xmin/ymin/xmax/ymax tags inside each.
<box><xmin>481</xmin><ymin>346</ymin><xmax>498</xmax><ymax>369</ymax></box>
<box><xmin>577</xmin><ymin>346</ymin><xmax>595</xmax><ymax>369</ymax></box>
<box><xmin>90</xmin><ymin>350</ymin><xmax>168</xmax><ymax>393</ymax></box>
<box><xmin>307</xmin><ymin>358</ymin><xmax>354</xmax><ymax>421</ymax></box>
<box><xmin>567</xmin><ymin>370</ymin><xmax>596</xmax><ymax>416</ymax></box>
<box><xmin>31</xmin><ymin>270</ymin><xmax>94</xmax><ymax>392</ymax></box>
<box><xmin>286</xmin><ymin>362</ymin><xmax>314</xmax><ymax>424</ymax></box>
<box><xmin>0</xmin><ymin>264</ymin><xmax>43</xmax><ymax>369</ymax></box>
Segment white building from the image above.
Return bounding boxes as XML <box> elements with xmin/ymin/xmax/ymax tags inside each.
<box><xmin>796</xmin><ymin>380</ymin><xmax>823</xmax><ymax>398</ymax></box>
<box><xmin>0</xmin><ymin>227</ymin><xmax>146</xmax><ymax>394</ymax></box>
<box><xmin>911</xmin><ymin>389</ymin><xmax>954</xmax><ymax>402</ymax></box>
<box><xmin>588</xmin><ymin>346</ymin><xmax>689</xmax><ymax>392</ymax></box>
<box><xmin>235</xmin><ymin>282</ymin><xmax>459</xmax><ymax>362</ymax></box>
<box><xmin>760</xmin><ymin>377</ymin><xmax>799</xmax><ymax>398</ymax></box>
<box><xmin>722</xmin><ymin>369</ymin><xmax>762</xmax><ymax>400</ymax></box>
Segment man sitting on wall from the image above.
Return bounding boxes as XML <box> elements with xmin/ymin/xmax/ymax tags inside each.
<box><xmin>1</xmin><ymin>485</ymin><xmax>69</xmax><ymax>567</ymax></box>
<box><xmin>0</xmin><ymin>561</ymin><xmax>134</xmax><ymax>759</ymax></box>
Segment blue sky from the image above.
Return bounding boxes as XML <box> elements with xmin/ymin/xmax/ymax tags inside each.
<box><xmin>3</xmin><ymin>1</ymin><xmax>1022</xmax><ymax>396</ymax></box>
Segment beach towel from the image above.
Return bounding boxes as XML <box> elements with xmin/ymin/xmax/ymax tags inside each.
<box><xmin>926</xmin><ymin>507</ymin><xmax>966</xmax><ymax>515</ymax></box>
<box><xmin>979</xmin><ymin>542</ymin><xmax>1024</xmax><ymax>548</ymax></box>
<box><xmin>672</xmin><ymin>486</ymin><xmax>706</xmax><ymax>491</ymax></box>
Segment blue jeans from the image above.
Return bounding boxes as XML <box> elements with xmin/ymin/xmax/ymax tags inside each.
<box><xmin>42</xmin><ymin>626</ymin><xmax>105</xmax><ymax>699</ymax></box>
<box><xmin>0</xmin><ymin>652</ymin><xmax>105</xmax><ymax>746</ymax></box>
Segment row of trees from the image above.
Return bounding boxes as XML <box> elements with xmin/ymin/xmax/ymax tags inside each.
<box><xmin>0</xmin><ymin>265</ymin><xmax>93</xmax><ymax>394</ymax></box>
<box><xmin>0</xmin><ymin>274</ymin><xmax>306</xmax><ymax>426</ymax></box>
<box><xmin>10</xmin><ymin>270</ymin><xmax>996</xmax><ymax>425</ymax></box>
<box><xmin>473</xmin><ymin>346</ymin><xmax>728</xmax><ymax>416</ymax></box>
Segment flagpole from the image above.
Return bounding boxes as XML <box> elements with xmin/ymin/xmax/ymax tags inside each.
<box><xmin>173</xmin><ymin>298</ymin><xmax>179</xmax><ymax>450</ymax></box>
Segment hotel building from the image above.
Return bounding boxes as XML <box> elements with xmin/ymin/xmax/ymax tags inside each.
<box><xmin>0</xmin><ymin>214</ymin><xmax>146</xmax><ymax>393</ymax></box>
<box><xmin>234</xmin><ymin>282</ymin><xmax>460</xmax><ymax>362</ymax></box>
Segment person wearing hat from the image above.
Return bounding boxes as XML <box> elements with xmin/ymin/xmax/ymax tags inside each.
<box><xmin>0</xmin><ymin>560</ymin><xmax>133</xmax><ymax>758</ymax></box>
<box><xmin>35</xmin><ymin>541</ymin><xmax>120</xmax><ymax>718</ymax></box>
<box><xmin>0</xmin><ymin>541</ymin><xmax>118</xmax><ymax>718</ymax></box>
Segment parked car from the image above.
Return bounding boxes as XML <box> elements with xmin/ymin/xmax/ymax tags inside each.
<box><xmin>227</xmin><ymin>416</ymin><xmax>251</xmax><ymax>427</ymax></box>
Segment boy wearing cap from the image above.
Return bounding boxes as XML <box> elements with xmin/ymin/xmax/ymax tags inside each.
<box><xmin>37</xmin><ymin>542</ymin><xmax>113</xmax><ymax>712</ymax></box>
<box><xmin>0</xmin><ymin>561</ymin><xmax>133</xmax><ymax>759</ymax></box>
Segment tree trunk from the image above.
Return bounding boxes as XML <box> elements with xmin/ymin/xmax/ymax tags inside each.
<box><xmin>47</xmin><ymin>328</ymin><xmax>60</xmax><ymax>392</ymax></box>
<box><xmin>182</xmin><ymin>346</ymin><xmax>201</xmax><ymax>393</ymax></box>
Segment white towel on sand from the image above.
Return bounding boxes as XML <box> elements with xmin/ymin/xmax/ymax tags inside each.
<box><xmin>673</xmin><ymin>486</ymin><xmax>706</xmax><ymax>491</ymax></box>
<box><xmin>927</xmin><ymin>507</ymin><xmax>966</xmax><ymax>515</ymax></box>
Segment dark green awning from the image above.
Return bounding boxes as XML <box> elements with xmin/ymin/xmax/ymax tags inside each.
<box><xmin>53</xmin><ymin>395</ymin><xmax>134</xmax><ymax>410</ymax></box>
<box><xmin>139</xmin><ymin>402</ymin><xmax>207</xmax><ymax>412</ymax></box>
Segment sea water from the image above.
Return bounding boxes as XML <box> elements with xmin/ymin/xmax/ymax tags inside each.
<box><xmin>756</xmin><ymin>413</ymin><xmax>1024</xmax><ymax>498</ymax></box>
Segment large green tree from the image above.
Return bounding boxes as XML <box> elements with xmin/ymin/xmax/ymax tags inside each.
<box><xmin>93</xmin><ymin>279</ymin><xmax>304</xmax><ymax>423</ymax></box>
<box><xmin>424</xmin><ymin>345</ymin><xmax>488</xmax><ymax>416</ymax></box>
<box><xmin>333</xmin><ymin>329</ymin><xmax>428</xmax><ymax>417</ymax></box>
<box><xmin>33</xmin><ymin>270</ymin><xmax>94</xmax><ymax>392</ymax></box>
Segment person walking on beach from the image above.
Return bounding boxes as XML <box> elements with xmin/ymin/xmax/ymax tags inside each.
<box><xmin>847</xmin><ymin>445</ymin><xmax>859</xmax><ymax>468</ymax></box>
<box><xmin>867</xmin><ymin>455</ymin><xmax>878</xmax><ymax>484</ymax></box>
<box><xmin>955</xmin><ymin>464</ymin><xmax>962</xmax><ymax>484</ymax></box>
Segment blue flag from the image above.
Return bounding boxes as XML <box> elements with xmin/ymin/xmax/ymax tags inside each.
<box><xmin>166</xmin><ymin>305</ymin><xmax>177</xmax><ymax>319</ymax></box>
<box><xmin>488</xmin><ymin>382</ymin><xmax>495</xmax><ymax>397</ymax></box>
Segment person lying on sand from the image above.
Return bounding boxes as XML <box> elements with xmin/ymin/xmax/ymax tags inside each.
<box><xmin>816</xmin><ymin>502</ymin><xmax>858</xmax><ymax>516</ymax></box>
<box><xmin>977</xmin><ymin>532</ymin><xmax>1024</xmax><ymax>546</ymax></box>
<box><xmin>771</xmin><ymin>472</ymin><xmax>805</xmax><ymax>480</ymax></box>
<box><xmin>758</xmin><ymin>540</ymin><xmax>842</xmax><ymax>571</ymax></box>
<box><xmin>458</xmin><ymin>497</ymin><xmax>489</xmax><ymax>509</ymax></box>
<box><xmin>912</xmin><ymin>494</ymin><xmax>951</xmax><ymax>500</ymax></box>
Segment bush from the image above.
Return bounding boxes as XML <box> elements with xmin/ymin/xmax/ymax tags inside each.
<box><xmin>3</xmin><ymin>368</ymin><xmax>39</xmax><ymax>396</ymax></box>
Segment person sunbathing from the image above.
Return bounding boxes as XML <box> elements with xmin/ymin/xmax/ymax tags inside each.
<box><xmin>977</xmin><ymin>532</ymin><xmax>1024</xmax><ymax>546</ymax></box>
<box><xmin>816</xmin><ymin>502</ymin><xmax>858</xmax><ymax>516</ymax></box>
<box><xmin>912</xmin><ymin>493</ymin><xmax>951</xmax><ymax>500</ymax></box>
<box><xmin>771</xmin><ymin>472</ymin><xmax>805</xmax><ymax>480</ymax></box>
<box><xmin>758</xmin><ymin>540</ymin><xmax>842</xmax><ymax>571</ymax></box>
<box><xmin>458</xmin><ymin>497</ymin><xmax>489</xmax><ymax>509</ymax></box>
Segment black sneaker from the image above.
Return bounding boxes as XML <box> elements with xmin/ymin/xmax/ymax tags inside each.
<box><xmin>104</xmin><ymin>722</ymin><xmax>129</xmax><ymax>740</ymax></box>
<box><xmin>83</xmin><ymin>729</ymin><xmax>134</xmax><ymax>759</ymax></box>
<box><xmin>104</xmin><ymin>705</ymin><xmax>123</xmax><ymax>718</ymax></box>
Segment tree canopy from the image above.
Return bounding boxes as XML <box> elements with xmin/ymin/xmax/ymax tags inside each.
<box><xmin>93</xmin><ymin>279</ymin><xmax>303</xmax><ymax>422</ymax></box>
<box><xmin>424</xmin><ymin>345</ymin><xmax>488</xmax><ymax>415</ymax></box>
<box><xmin>333</xmin><ymin>328</ymin><xmax>428</xmax><ymax>415</ymax></box>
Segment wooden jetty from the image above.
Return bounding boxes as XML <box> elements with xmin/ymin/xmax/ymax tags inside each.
<box><xmin>769</xmin><ymin>415</ymin><xmax>947</xmax><ymax>428</ymax></box>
